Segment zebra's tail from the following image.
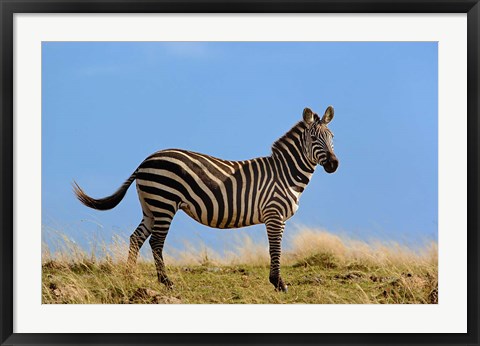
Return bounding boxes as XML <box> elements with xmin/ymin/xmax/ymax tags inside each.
<box><xmin>73</xmin><ymin>170</ymin><xmax>138</xmax><ymax>211</ymax></box>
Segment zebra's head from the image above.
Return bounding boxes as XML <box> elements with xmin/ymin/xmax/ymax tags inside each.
<box><xmin>302</xmin><ymin>106</ymin><xmax>339</xmax><ymax>173</ymax></box>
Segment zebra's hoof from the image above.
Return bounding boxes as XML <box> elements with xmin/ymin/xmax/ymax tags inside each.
<box><xmin>274</xmin><ymin>283</ymin><xmax>288</xmax><ymax>293</ymax></box>
<box><xmin>270</xmin><ymin>275</ymin><xmax>288</xmax><ymax>292</ymax></box>
<box><xmin>162</xmin><ymin>281</ymin><xmax>174</xmax><ymax>290</ymax></box>
<box><xmin>159</xmin><ymin>276</ymin><xmax>174</xmax><ymax>289</ymax></box>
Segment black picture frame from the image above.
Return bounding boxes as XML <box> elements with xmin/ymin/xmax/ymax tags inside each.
<box><xmin>1</xmin><ymin>1</ymin><xmax>479</xmax><ymax>345</ymax></box>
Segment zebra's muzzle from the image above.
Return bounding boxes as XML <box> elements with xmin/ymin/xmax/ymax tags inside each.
<box><xmin>323</xmin><ymin>153</ymin><xmax>339</xmax><ymax>173</ymax></box>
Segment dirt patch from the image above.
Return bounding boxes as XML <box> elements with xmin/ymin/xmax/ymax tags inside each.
<box><xmin>47</xmin><ymin>283</ymin><xmax>90</xmax><ymax>303</ymax></box>
<box><xmin>295</xmin><ymin>275</ymin><xmax>324</xmax><ymax>285</ymax></box>
<box><xmin>334</xmin><ymin>271</ymin><xmax>366</xmax><ymax>281</ymax></box>
<box><xmin>129</xmin><ymin>288</ymin><xmax>182</xmax><ymax>304</ymax></box>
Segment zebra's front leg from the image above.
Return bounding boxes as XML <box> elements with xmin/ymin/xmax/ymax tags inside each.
<box><xmin>149</xmin><ymin>213</ymin><xmax>174</xmax><ymax>289</ymax></box>
<box><xmin>265</xmin><ymin>215</ymin><xmax>287</xmax><ymax>292</ymax></box>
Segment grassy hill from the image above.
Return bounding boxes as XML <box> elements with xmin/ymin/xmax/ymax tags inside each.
<box><xmin>42</xmin><ymin>229</ymin><xmax>437</xmax><ymax>304</ymax></box>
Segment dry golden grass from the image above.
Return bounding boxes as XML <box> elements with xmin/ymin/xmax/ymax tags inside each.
<box><xmin>42</xmin><ymin>228</ymin><xmax>437</xmax><ymax>304</ymax></box>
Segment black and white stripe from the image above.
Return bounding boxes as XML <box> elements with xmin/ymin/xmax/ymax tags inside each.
<box><xmin>74</xmin><ymin>106</ymin><xmax>339</xmax><ymax>291</ymax></box>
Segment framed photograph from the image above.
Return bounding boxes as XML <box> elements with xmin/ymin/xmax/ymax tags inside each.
<box><xmin>1</xmin><ymin>0</ymin><xmax>479</xmax><ymax>345</ymax></box>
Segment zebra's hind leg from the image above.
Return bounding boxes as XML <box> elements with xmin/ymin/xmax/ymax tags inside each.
<box><xmin>149</xmin><ymin>212</ymin><xmax>175</xmax><ymax>289</ymax></box>
<box><xmin>127</xmin><ymin>215</ymin><xmax>154</xmax><ymax>270</ymax></box>
<box><xmin>264</xmin><ymin>212</ymin><xmax>288</xmax><ymax>292</ymax></box>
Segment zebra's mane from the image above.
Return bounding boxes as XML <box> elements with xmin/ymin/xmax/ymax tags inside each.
<box><xmin>271</xmin><ymin>121</ymin><xmax>307</xmax><ymax>154</ymax></box>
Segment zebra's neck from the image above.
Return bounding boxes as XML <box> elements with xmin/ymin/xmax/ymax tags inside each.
<box><xmin>270</xmin><ymin>122</ymin><xmax>317</xmax><ymax>190</ymax></box>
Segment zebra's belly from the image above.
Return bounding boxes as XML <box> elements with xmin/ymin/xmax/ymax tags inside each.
<box><xmin>179</xmin><ymin>201</ymin><xmax>262</xmax><ymax>229</ymax></box>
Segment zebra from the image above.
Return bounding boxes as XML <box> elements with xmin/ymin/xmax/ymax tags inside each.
<box><xmin>73</xmin><ymin>106</ymin><xmax>338</xmax><ymax>292</ymax></box>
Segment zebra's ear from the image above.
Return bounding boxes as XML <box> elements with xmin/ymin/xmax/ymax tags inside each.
<box><xmin>321</xmin><ymin>106</ymin><xmax>334</xmax><ymax>124</ymax></box>
<box><xmin>303</xmin><ymin>108</ymin><xmax>315</xmax><ymax>127</ymax></box>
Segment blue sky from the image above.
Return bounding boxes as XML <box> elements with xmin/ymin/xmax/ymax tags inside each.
<box><xmin>42</xmin><ymin>42</ymin><xmax>438</xmax><ymax>254</ymax></box>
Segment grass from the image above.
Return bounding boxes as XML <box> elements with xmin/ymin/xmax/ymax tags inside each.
<box><xmin>42</xmin><ymin>229</ymin><xmax>438</xmax><ymax>304</ymax></box>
